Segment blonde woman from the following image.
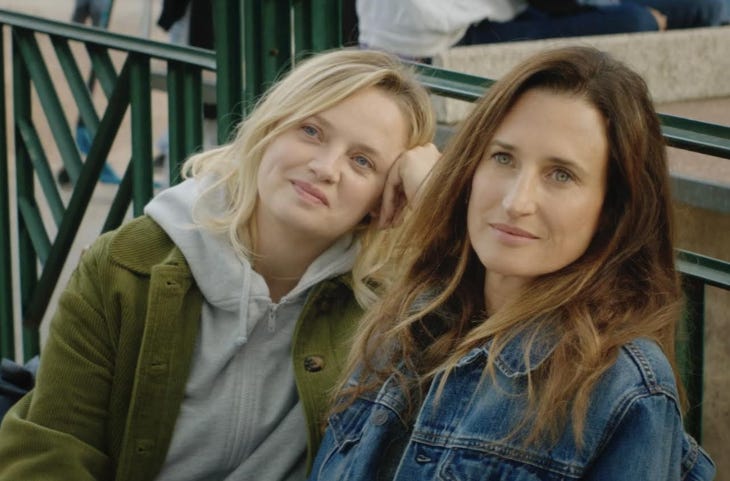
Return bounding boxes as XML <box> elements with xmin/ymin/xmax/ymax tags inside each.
<box><xmin>0</xmin><ymin>49</ymin><xmax>437</xmax><ymax>481</ymax></box>
<box><xmin>309</xmin><ymin>46</ymin><xmax>715</xmax><ymax>480</ymax></box>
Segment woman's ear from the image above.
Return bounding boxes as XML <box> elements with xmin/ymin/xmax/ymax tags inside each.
<box><xmin>369</xmin><ymin>208</ymin><xmax>380</xmax><ymax>220</ymax></box>
<box><xmin>356</xmin><ymin>207</ymin><xmax>379</xmax><ymax>229</ymax></box>
<box><xmin>364</xmin><ymin>207</ymin><xmax>381</xmax><ymax>228</ymax></box>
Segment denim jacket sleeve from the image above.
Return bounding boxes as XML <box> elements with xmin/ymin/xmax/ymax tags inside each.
<box><xmin>584</xmin><ymin>393</ymin><xmax>715</xmax><ymax>481</ymax></box>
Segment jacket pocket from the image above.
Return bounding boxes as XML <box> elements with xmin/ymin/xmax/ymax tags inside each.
<box><xmin>313</xmin><ymin>399</ymin><xmax>407</xmax><ymax>480</ymax></box>
<box><xmin>438</xmin><ymin>446</ymin><xmax>572</xmax><ymax>481</ymax></box>
<box><xmin>327</xmin><ymin>400</ymin><xmax>372</xmax><ymax>450</ymax></box>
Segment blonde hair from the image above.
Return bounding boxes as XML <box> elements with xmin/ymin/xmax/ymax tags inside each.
<box><xmin>338</xmin><ymin>46</ymin><xmax>683</xmax><ymax>446</ymax></box>
<box><xmin>181</xmin><ymin>48</ymin><xmax>435</xmax><ymax>306</ymax></box>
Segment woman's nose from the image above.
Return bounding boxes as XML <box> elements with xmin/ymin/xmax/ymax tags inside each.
<box><xmin>502</xmin><ymin>172</ymin><xmax>538</xmax><ymax>217</ymax></box>
<box><xmin>309</xmin><ymin>148</ymin><xmax>341</xmax><ymax>182</ymax></box>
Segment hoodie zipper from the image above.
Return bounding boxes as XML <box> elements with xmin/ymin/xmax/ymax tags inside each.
<box><xmin>267</xmin><ymin>302</ymin><xmax>279</xmax><ymax>332</ymax></box>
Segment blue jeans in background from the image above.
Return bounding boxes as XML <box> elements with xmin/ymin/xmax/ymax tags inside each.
<box><xmin>458</xmin><ymin>0</ymin><xmax>724</xmax><ymax>46</ymax></box>
<box><xmin>458</xmin><ymin>4</ymin><xmax>659</xmax><ymax>45</ymax></box>
<box><xmin>628</xmin><ymin>0</ymin><xmax>724</xmax><ymax>28</ymax></box>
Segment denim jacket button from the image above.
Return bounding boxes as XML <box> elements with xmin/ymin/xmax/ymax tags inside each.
<box><xmin>371</xmin><ymin>409</ymin><xmax>389</xmax><ymax>425</ymax></box>
<box><xmin>415</xmin><ymin>454</ymin><xmax>432</xmax><ymax>463</ymax></box>
<box><xmin>304</xmin><ymin>355</ymin><xmax>325</xmax><ymax>372</ymax></box>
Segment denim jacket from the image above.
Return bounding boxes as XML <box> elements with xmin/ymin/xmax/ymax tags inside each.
<box><xmin>309</xmin><ymin>337</ymin><xmax>715</xmax><ymax>480</ymax></box>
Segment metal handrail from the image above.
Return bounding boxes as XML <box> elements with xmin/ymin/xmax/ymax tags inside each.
<box><xmin>408</xmin><ymin>61</ymin><xmax>730</xmax><ymax>161</ymax></box>
<box><xmin>0</xmin><ymin>11</ymin><xmax>217</xmax><ymax>359</ymax></box>
<box><xmin>0</xmin><ymin>10</ymin><xmax>216</xmax><ymax>68</ymax></box>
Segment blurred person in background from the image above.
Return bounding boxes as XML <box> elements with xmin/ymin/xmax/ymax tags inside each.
<box><xmin>356</xmin><ymin>0</ymin><xmax>723</xmax><ymax>62</ymax></box>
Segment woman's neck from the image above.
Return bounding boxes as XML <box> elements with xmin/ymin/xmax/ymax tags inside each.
<box><xmin>247</xmin><ymin>217</ymin><xmax>330</xmax><ymax>303</ymax></box>
<box><xmin>484</xmin><ymin>272</ymin><xmax>529</xmax><ymax>315</ymax></box>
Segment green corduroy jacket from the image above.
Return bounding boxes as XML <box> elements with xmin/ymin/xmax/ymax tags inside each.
<box><xmin>0</xmin><ymin>216</ymin><xmax>362</xmax><ymax>480</ymax></box>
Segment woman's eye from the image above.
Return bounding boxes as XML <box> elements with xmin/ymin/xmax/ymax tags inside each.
<box><xmin>492</xmin><ymin>152</ymin><xmax>511</xmax><ymax>165</ymax></box>
<box><xmin>301</xmin><ymin>125</ymin><xmax>319</xmax><ymax>138</ymax></box>
<box><xmin>552</xmin><ymin>169</ymin><xmax>573</xmax><ymax>183</ymax></box>
<box><xmin>352</xmin><ymin>155</ymin><xmax>373</xmax><ymax>169</ymax></box>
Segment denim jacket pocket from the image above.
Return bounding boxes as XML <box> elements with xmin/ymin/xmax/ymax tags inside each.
<box><xmin>327</xmin><ymin>400</ymin><xmax>371</xmax><ymax>450</ymax></box>
<box><xmin>313</xmin><ymin>398</ymin><xmax>410</xmax><ymax>480</ymax></box>
<box><xmin>436</xmin><ymin>445</ymin><xmax>574</xmax><ymax>481</ymax></box>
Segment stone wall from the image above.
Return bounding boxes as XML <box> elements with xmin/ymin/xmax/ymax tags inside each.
<box><xmin>432</xmin><ymin>26</ymin><xmax>730</xmax><ymax>124</ymax></box>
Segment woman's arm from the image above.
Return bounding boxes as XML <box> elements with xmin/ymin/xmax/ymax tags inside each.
<box><xmin>378</xmin><ymin>142</ymin><xmax>441</xmax><ymax>227</ymax></box>
<box><xmin>585</xmin><ymin>394</ymin><xmax>715</xmax><ymax>481</ymax></box>
<box><xmin>0</xmin><ymin>238</ymin><xmax>117</xmax><ymax>480</ymax></box>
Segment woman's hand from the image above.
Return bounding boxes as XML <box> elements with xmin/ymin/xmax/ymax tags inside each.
<box><xmin>378</xmin><ymin>143</ymin><xmax>441</xmax><ymax>228</ymax></box>
<box><xmin>649</xmin><ymin>8</ymin><xmax>668</xmax><ymax>30</ymax></box>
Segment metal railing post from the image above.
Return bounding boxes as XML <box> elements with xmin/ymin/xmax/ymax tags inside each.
<box><xmin>167</xmin><ymin>62</ymin><xmax>204</xmax><ymax>184</ymax></box>
<box><xmin>292</xmin><ymin>0</ymin><xmax>342</xmax><ymax>54</ymax></box>
<box><xmin>214</xmin><ymin>1</ymin><xmax>242</xmax><ymax>143</ymax></box>
<box><xmin>129</xmin><ymin>54</ymin><xmax>153</xmax><ymax>215</ymax></box>
<box><xmin>0</xmin><ymin>27</ymin><xmax>14</xmax><ymax>359</ymax></box>
<box><xmin>12</xmin><ymin>31</ymin><xmax>40</xmax><ymax>360</ymax></box>
<box><xmin>243</xmin><ymin>0</ymin><xmax>292</xmax><ymax>114</ymax></box>
<box><xmin>679</xmin><ymin>276</ymin><xmax>705</xmax><ymax>440</ymax></box>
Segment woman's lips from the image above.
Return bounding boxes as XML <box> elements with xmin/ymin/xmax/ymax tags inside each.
<box><xmin>490</xmin><ymin>223</ymin><xmax>539</xmax><ymax>239</ymax></box>
<box><xmin>291</xmin><ymin>180</ymin><xmax>329</xmax><ymax>206</ymax></box>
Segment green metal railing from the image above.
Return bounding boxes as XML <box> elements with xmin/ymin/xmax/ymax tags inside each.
<box><xmin>0</xmin><ymin>9</ymin><xmax>217</xmax><ymax>359</ymax></box>
<box><xmin>0</xmin><ymin>0</ymin><xmax>728</xmax><ymax>444</ymax></box>
<box><xmin>0</xmin><ymin>27</ymin><xmax>11</xmax><ymax>359</ymax></box>
<box><xmin>0</xmin><ymin>1</ymin><xmax>345</xmax><ymax>363</ymax></box>
<box><xmin>675</xmin><ymin>250</ymin><xmax>730</xmax><ymax>439</ymax></box>
<box><xmin>242</xmin><ymin>0</ymin><xmax>343</xmax><ymax>109</ymax></box>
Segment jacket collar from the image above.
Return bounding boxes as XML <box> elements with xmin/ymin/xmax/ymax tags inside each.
<box><xmin>456</xmin><ymin>322</ymin><xmax>560</xmax><ymax>378</ymax></box>
<box><xmin>415</xmin><ymin>289</ymin><xmax>559</xmax><ymax>378</ymax></box>
<box><xmin>108</xmin><ymin>215</ymin><xmax>191</xmax><ymax>276</ymax></box>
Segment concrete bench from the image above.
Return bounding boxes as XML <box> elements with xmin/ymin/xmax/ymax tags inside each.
<box><xmin>431</xmin><ymin>26</ymin><xmax>730</xmax><ymax>124</ymax></box>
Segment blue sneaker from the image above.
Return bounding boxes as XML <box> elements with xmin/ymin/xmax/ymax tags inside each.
<box><xmin>77</xmin><ymin>123</ymin><xmax>121</xmax><ymax>185</ymax></box>
<box><xmin>99</xmin><ymin>163</ymin><xmax>121</xmax><ymax>184</ymax></box>
<box><xmin>75</xmin><ymin>124</ymin><xmax>92</xmax><ymax>155</ymax></box>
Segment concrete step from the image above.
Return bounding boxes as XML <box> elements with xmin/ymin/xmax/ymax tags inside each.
<box><xmin>432</xmin><ymin>26</ymin><xmax>730</xmax><ymax>124</ymax></box>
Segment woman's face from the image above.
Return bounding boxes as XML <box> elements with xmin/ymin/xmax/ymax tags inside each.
<box><xmin>256</xmin><ymin>87</ymin><xmax>407</xmax><ymax>244</ymax></box>
<box><xmin>467</xmin><ymin>89</ymin><xmax>608</xmax><ymax>295</ymax></box>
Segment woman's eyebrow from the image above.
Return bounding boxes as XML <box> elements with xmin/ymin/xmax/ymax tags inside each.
<box><xmin>309</xmin><ymin>114</ymin><xmax>389</xmax><ymax>163</ymax></box>
<box><xmin>489</xmin><ymin>139</ymin><xmax>516</xmax><ymax>151</ymax></box>
<box><xmin>307</xmin><ymin>113</ymin><xmax>331</xmax><ymax>129</ymax></box>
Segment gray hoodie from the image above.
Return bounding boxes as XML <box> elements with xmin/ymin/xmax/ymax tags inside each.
<box><xmin>145</xmin><ymin>178</ymin><xmax>358</xmax><ymax>481</ymax></box>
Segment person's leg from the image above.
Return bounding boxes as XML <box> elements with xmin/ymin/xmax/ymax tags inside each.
<box><xmin>168</xmin><ymin>6</ymin><xmax>191</xmax><ymax>45</ymax></box>
<box><xmin>626</xmin><ymin>0</ymin><xmax>724</xmax><ymax>28</ymax></box>
<box><xmin>70</xmin><ymin>0</ymin><xmax>90</xmax><ymax>24</ymax></box>
<box><xmin>459</xmin><ymin>5</ymin><xmax>658</xmax><ymax>45</ymax></box>
<box><xmin>88</xmin><ymin>0</ymin><xmax>112</xmax><ymax>28</ymax></box>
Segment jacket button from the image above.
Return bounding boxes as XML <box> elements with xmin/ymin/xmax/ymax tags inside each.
<box><xmin>304</xmin><ymin>356</ymin><xmax>325</xmax><ymax>372</ymax></box>
<box><xmin>371</xmin><ymin>409</ymin><xmax>389</xmax><ymax>425</ymax></box>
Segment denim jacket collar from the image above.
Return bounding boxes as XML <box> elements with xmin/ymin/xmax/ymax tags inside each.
<box><xmin>455</xmin><ymin>323</ymin><xmax>560</xmax><ymax>378</ymax></box>
<box><xmin>411</xmin><ymin>288</ymin><xmax>561</xmax><ymax>378</ymax></box>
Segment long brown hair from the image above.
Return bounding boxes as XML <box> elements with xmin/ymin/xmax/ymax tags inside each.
<box><xmin>337</xmin><ymin>46</ymin><xmax>683</xmax><ymax>446</ymax></box>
